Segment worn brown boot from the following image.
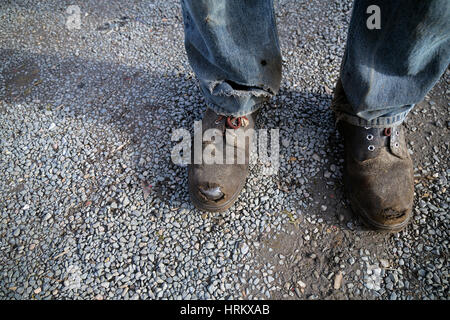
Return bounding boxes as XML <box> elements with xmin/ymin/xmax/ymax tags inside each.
<box><xmin>332</xmin><ymin>81</ymin><xmax>414</xmax><ymax>232</ymax></box>
<box><xmin>188</xmin><ymin>108</ymin><xmax>257</xmax><ymax>212</ymax></box>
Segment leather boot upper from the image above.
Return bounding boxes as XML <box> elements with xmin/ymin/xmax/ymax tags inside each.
<box><xmin>188</xmin><ymin>108</ymin><xmax>257</xmax><ymax>212</ymax></box>
<box><xmin>333</xmin><ymin>81</ymin><xmax>414</xmax><ymax>231</ymax></box>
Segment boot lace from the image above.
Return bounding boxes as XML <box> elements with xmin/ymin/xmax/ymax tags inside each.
<box><xmin>215</xmin><ymin>115</ymin><xmax>249</xmax><ymax>129</ymax></box>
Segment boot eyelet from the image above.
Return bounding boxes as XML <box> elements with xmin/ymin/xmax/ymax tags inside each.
<box><xmin>366</xmin><ymin>134</ymin><xmax>374</xmax><ymax>141</ymax></box>
<box><xmin>368</xmin><ymin>145</ymin><xmax>375</xmax><ymax>151</ymax></box>
<box><xmin>394</xmin><ymin>142</ymin><xmax>399</xmax><ymax>148</ymax></box>
<box><xmin>395</xmin><ymin>130</ymin><xmax>399</xmax><ymax>136</ymax></box>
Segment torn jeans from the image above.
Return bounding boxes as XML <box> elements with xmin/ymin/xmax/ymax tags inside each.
<box><xmin>180</xmin><ymin>0</ymin><xmax>281</xmax><ymax>117</ymax></box>
<box><xmin>180</xmin><ymin>0</ymin><xmax>450</xmax><ymax>126</ymax></box>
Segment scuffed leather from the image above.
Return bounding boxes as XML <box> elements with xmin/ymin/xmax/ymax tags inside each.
<box><xmin>333</xmin><ymin>79</ymin><xmax>414</xmax><ymax>231</ymax></box>
<box><xmin>338</xmin><ymin>122</ymin><xmax>389</xmax><ymax>161</ymax></box>
<box><xmin>188</xmin><ymin>108</ymin><xmax>257</xmax><ymax>211</ymax></box>
<box><xmin>343</xmin><ymin>141</ymin><xmax>414</xmax><ymax>229</ymax></box>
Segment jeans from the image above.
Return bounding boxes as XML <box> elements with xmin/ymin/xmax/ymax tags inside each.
<box><xmin>181</xmin><ymin>0</ymin><xmax>450</xmax><ymax>127</ymax></box>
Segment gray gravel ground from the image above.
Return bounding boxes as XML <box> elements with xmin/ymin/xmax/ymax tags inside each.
<box><xmin>0</xmin><ymin>0</ymin><xmax>448</xmax><ymax>300</ymax></box>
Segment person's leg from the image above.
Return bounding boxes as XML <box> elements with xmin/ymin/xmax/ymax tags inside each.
<box><xmin>181</xmin><ymin>0</ymin><xmax>282</xmax><ymax>117</ymax></box>
<box><xmin>332</xmin><ymin>0</ymin><xmax>450</xmax><ymax>231</ymax></box>
<box><xmin>335</xmin><ymin>0</ymin><xmax>450</xmax><ymax>127</ymax></box>
<box><xmin>180</xmin><ymin>0</ymin><xmax>282</xmax><ymax>212</ymax></box>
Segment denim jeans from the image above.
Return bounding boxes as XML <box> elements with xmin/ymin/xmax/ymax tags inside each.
<box><xmin>181</xmin><ymin>0</ymin><xmax>450</xmax><ymax>127</ymax></box>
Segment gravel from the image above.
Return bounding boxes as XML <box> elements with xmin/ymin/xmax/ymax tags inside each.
<box><xmin>0</xmin><ymin>0</ymin><xmax>448</xmax><ymax>300</ymax></box>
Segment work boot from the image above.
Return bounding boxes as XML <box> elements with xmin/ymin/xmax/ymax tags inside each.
<box><xmin>332</xmin><ymin>80</ymin><xmax>414</xmax><ymax>232</ymax></box>
<box><xmin>188</xmin><ymin>108</ymin><xmax>257</xmax><ymax>212</ymax></box>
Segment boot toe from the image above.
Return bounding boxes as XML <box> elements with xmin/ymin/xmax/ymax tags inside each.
<box><xmin>345</xmin><ymin>156</ymin><xmax>414</xmax><ymax>232</ymax></box>
<box><xmin>188</xmin><ymin>164</ymin><xmax>248</xmax><ymax>212</ymax></box>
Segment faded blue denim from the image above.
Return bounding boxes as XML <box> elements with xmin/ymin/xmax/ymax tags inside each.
<box><xmin>181</xmin><ymin>0</ymin><xmax>450</xmax><ymax>127</ymax></box>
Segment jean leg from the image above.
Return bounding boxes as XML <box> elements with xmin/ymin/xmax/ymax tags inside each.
<box><xmin>336</xmin><ymin>0</ymin><xmax>450</xmax><ymax>128</ymax></box>
<box><xmin>180</xmin><ymin>0</ymin><xmax>282</xmax><ymax>117</ymax></box>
